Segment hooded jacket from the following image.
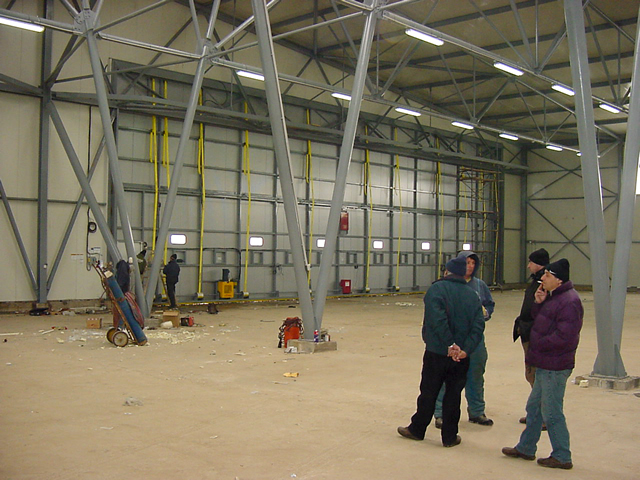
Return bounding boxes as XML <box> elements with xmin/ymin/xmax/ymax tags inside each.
<box><xmin>422</xmin><ymin>275</ymin><xmax>485</xmax><ymax>356</ymax></box>
<box><xmin>459</xmin><ymin>251</ymin><xmax>495</xmax><ymax>320</ymax></box>
<box><xmin>526</xmin><ymin>281</ymin><xmax>583</xmax><ymax>371</ymax></box>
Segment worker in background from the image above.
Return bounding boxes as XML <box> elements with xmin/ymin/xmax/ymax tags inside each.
<box><xmin>137</xmin><ymin>249</ymin><xmax>147</xmax><ymax>275</ymax></box>
<box><xmin>502</xmin><ymin>258</ymin><xmax>582</xmax><ymax>470</ymax></box>
<box><xmin>163</xmin><ymin>254</ymin><xmax>180</xmax><ymax>309</ymax></box>
<box><xmin>513</xmin><ymin>248</ymin><xmax>550</xmax><ymax>425</ymax></box>
<box><xmin>434</xmin><ymin>250</ymin><xmax>495</xmax><ymax>427</ymax></box>
<box><xmin>397</xmin><ymin>254</ymin><xmax>485</xmax><ymax>448</ymax></box>
<box><xmin>115</xmin><ymin>259</ymin><xmax>130</xmax><ymax>294</ymax></box>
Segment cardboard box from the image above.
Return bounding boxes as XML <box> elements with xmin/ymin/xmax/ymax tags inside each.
<box><xmin>86</xmin><ymin>317</ymin><xmax>102</xmax><ymax>329</ymax></box>
<box><xmin>163</xmin><ymin>311</ymin><xmax>180</xmax><ymax>328</ymax></box>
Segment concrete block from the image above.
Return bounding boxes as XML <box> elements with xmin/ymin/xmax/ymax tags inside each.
<box><xmin>574</xmin><ymin>374</ymin><xmax>640</xmax><ymax>390</ymax></box>
<box><xmin>288</xmin><ymin>339</ymin><xmax>338</xmax><ymax>354</ymax></box>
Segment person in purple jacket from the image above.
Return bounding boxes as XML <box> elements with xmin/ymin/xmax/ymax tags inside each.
<box><xmin>502</xmin><ymin>258</ymin><xmax>583</xmax><ymax>470</ymax></box>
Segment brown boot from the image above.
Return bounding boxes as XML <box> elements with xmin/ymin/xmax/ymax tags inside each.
<box><xmin>537</xmin><ymin>456</ymin><xmax>573</xmax><ymax>469</ymax></box>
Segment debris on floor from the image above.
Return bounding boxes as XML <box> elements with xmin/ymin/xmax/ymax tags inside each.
<box><xmin>123</xmin><ymin>397</ymin><xmax>143</xmax><ymax>407</ymax></box>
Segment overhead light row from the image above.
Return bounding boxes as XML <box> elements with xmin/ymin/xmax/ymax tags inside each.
<box><xmin>0</xmin><ymin>15</ymin><xmax>44</xmax><ymax>32</ymax></box>
<box><xmin>405</xmin><ymin>28</ymin><xmax>444</xmax><ymax>46</ymax></box>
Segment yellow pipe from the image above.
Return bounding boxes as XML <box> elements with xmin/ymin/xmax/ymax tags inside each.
<box><xmin>364</xmin><ymin>125</ymin><xmax>372</xmax><ymax>293</ymax></box>
<box><xmin>162</xmin><ymin>80</ymin><xmax>170</xmax><ymax>264</ymax></box>
<box><xmin>305</xmin><ymin>109</ymin><xmax>314</xmax><ymax>286</ymax></box>
<box><xmin>150</xmin><ymin>78</ymin><xmax>159</xmax><ymax>252</ymax></box>
<box><xmin>197</xmin><ymin>89</ymin><xmax>205</xmax><ymax>298</ymax></box>
<box><xmin>242</xmin><ymin>102</ymin><xmax>251</xmax><ymax>296</ymax></box>
<box><xmin>393</xmin><ymin>127</ymin><xmax>403</xmax><ymax>291</ymax></box>
<box><xmin>437</xmin><ymin>160</ymin><xmax>445</xmax><ymax>275</ymax></box>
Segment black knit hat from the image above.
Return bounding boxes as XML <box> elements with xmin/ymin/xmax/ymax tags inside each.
<box><xmin>529</xmin><ymin>248</ymin><xmax>550</xmax><ymax>267</ymax></box>
<box><xmin>446</xmin><ymin>255</ymin><xmax>468</xmax><ymax>277</ymax></box>
<box><xmin>546</xmin><ymin>258</ymin><xmax>570</xmax><ymax>282</ymax></box>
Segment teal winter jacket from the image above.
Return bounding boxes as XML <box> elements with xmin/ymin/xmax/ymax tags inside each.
<box><xmin>422</xmin><ymin>275</ymin><xmax>486</xmax><ymax>356</ymax></box>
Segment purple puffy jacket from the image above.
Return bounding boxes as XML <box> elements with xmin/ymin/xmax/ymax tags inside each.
<box><xmin>526</xmin><ymin>281</ymin><xmax>583</xmax><ymax>371</ymax></box>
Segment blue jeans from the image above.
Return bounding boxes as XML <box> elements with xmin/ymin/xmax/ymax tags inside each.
<box><xmin>434</xmin><ymin>336</ymin><xmax>487</xmax><ymax>418</ymax></box>
<box><xmin>516</xmin><ymin>368</ymin><xmax>573</xmax><ymax>463</ymax></box>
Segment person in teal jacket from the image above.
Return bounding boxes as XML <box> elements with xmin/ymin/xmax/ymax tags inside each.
<box><xmin>434</xmin><ymin>250</ymin><xmax>495</xmax><ymax>427</ymax></box>
<box><xmin>397</xmin><ymin>254</ymin><xmax>485</xmax><ymax>447</ymax></box>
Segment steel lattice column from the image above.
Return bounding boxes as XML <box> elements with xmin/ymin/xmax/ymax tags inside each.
<box><xmin>608</xmin><ymin>5</ymin><xmax>640</xmax><ymax>376</ymax></box>
<box><xmin>250</xmin><ymin>0</ymin><xmax>316</xmax><ymax>335</ymax></box>
<box><xmin>564</xmin><ymin>0</ymin><xmax>625</xmax><ymax>377</ymax></box>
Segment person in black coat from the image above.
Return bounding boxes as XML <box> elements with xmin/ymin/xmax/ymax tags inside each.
<box><xmin>163</xmin><ymin>254</ymin><xmax>181</xmax><ymax>309</ymax></box>
<box><xmin>513</xmin><ymin>248</ymin><xmax>549</xmax><ymax>423</ymax></box>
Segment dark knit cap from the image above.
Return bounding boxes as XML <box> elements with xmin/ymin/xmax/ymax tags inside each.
<box><xmin>546</xmin><ymin>258</ymin><xmax>570</xmax><ymax>282</ymax></box>
<box><xmin>446</xmin><ymin>255</ymin><xmax>468</xmax><ymax>277</ymax></box>
<box><xmin>529</xmin><ymin>248</ymin><xmax>550</xmax><ymax>267</ymax></box>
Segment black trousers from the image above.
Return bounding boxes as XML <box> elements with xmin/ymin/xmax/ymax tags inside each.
<box><xmin>408</xmin><ymin>349</ymin><xmax>470</xmax><ymax>445</ymax></box>
<box><xmin>166</xmin><ymin>280</ymin><xmax>178</xmax><ymax>308</ymax></box>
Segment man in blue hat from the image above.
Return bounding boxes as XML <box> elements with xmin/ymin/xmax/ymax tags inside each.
<box><xmin>397</xmin><ymin>254</ymin><xmax>485</xmax><ymax>447</ymax></box>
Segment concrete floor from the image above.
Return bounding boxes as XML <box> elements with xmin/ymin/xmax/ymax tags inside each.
<box><xmin>0</xmin><ymin>290</ymin><xmax>638</xmax><ymax>479</ymax></box>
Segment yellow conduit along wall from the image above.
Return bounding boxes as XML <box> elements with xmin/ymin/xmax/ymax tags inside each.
<box><xmin>242</xmin><ymin>103</ymin><xmax>251</xmax><ymax>297</ymax></box>
<box><xmin>305</xmin><ymin>109</ymin><xmax>315</xmax><ymax>287</ymax></box>
<box><xmin>436</xmin><ymin>160</ymin><xmax>445</xmax><ymax>275</ymax></box>
<box><xmin>364</xmin><ymin>125</ymin><xmax>373</xmax><ymax>293</ymax></box>
<box><xmin>393</xmin><ymin>128</ymin><xmax>403</xmax><ymax>291</ymax></box>
<box><xmin>150</xmin><ymin>78</ymin><xmax>159</xmax><ymax>253</ymax></box>
<box><xmin>162</xmin><ymin>80</ymin><xmax>170</xmax><ymax>265</ymax></box>
<box><xmin>196</xmin><ymin>90</ymin><xmax>205</xmax><ymax>299</ymax></box>
<box><xmin>492</xmin><ymin>173</ymin><xmax>500</xmax><ymax>284</ymax></box>
<box><xmin>149</xmin><ymin>78</ymin><xmax>165</xmax><ymax>298</ymax></box>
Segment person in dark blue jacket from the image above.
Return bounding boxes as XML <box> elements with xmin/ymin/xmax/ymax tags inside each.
<box><xmin>434</xmin><ymin>251</ymin><xmax>495</xmax><ymax>427</ymax></box>
<box><xmin>502</xmin><ymin>258</ymin><xmax>583</xmax><ymax>470</ymax></box>
<box><xmin>397</xmin><ymin>254</ymin><xmax>485</xmax><ymax>448</ymax></box>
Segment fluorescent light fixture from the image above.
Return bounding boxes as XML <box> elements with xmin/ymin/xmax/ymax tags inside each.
<box><xmin>599</xmin><ymin>103</ymin><xmax>621</xmax><ymax>114</ymax></box>
<box><xmin>405</xmin><ymin>28</ymin><xmax>444</xmax><ymax>46</ymax></box>
<box><xmin>493</xmin><ymin>62</ymin><xmax>524</xmax><ymax>76</ymax></box>
<box><xmin>421</xmin><ymin>242</ymin><xmax>431</xmax><ymax>251</ymax></box>
<box><xmin>372</xmin><ymin>240</ymin><xmax>384</xmax><ymax>250</ymax></box>
<box><xmin>0</xmin><ymin>16</ymin><xmax>44</xmax><ymax>32</ymax></box>
<box><xmin>331</xmin><ymin>92</ymin><xmax>351</xmax><ymax>101</ymax></box>
<box><xmin>546</xmin><ymin>144</ymin><xmax>563</xmax><ymax>152</ymax></box>
<box><xmin>170</xmin><ymin>234</ymin><xmax>187</xmax><ymax>245</ymax></box>
<box><xmin>462</xmin><ymin>243</ymin><xmax>472</xmax><ymax>251</ymax></box>
<box><xmin>451</xmin><ymin>121</ymin><xmax>474</xmax><ymax>130</ymax></box>
<box><xmin>237</xmin><ymin>70</ymin><xmax>264</xmax><ymax>81</ymax></box>
<box><xmin>499</xmin><ymin>133</ymin><xmax>519</xmax><ymax>141</ymax></box>
<box><xmin>316</xmin><ymin>238</ymin><xmax>326</xmax><ymax>248</ymax></box>
<box><xmin>551</xmin><ymin>84</ymin><xmax>574</xmax><ymax>96</ymax></box>
<box><xmin>395</xmin><ymin>107</ymin><xmax>422</xmax><ymax>117</ymax></box>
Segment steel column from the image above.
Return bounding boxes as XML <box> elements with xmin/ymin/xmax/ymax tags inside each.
<box><xmin>313</xmin><ymin>3</ymin><xmax>379</xmax><ymax>326</ymax></box>
<box><xmin>250</xmin><ymin>0</ymin><xmax>316</xmax><ymax>335</ymax></box>
<box><xmin>609</xmin><ymin>5</ymin><xmax>640</xmax><ymax>373</ymax></box>
<box><xmin>84</xmin><ymin>22</ymin><xmax>148</xmax><ymax>316</ymax></box>
<box><xmin>36</xmin><ymin>0</ymin><xmax>53</xmax><ymax>304</ymax></box>
<box><xmin>48</xmin><ymin>103</ymin><xmax>121</xmax><ymax>262</ymax></box>
<box><xmin>564</xmin><ymin>0</ymin><xmax>625</xmax><ymax>377</ymax></box>
<box><xmin>145</xmin><ymin>4</ymin><xmax>220</xmax><ymax>310</ymax></box>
